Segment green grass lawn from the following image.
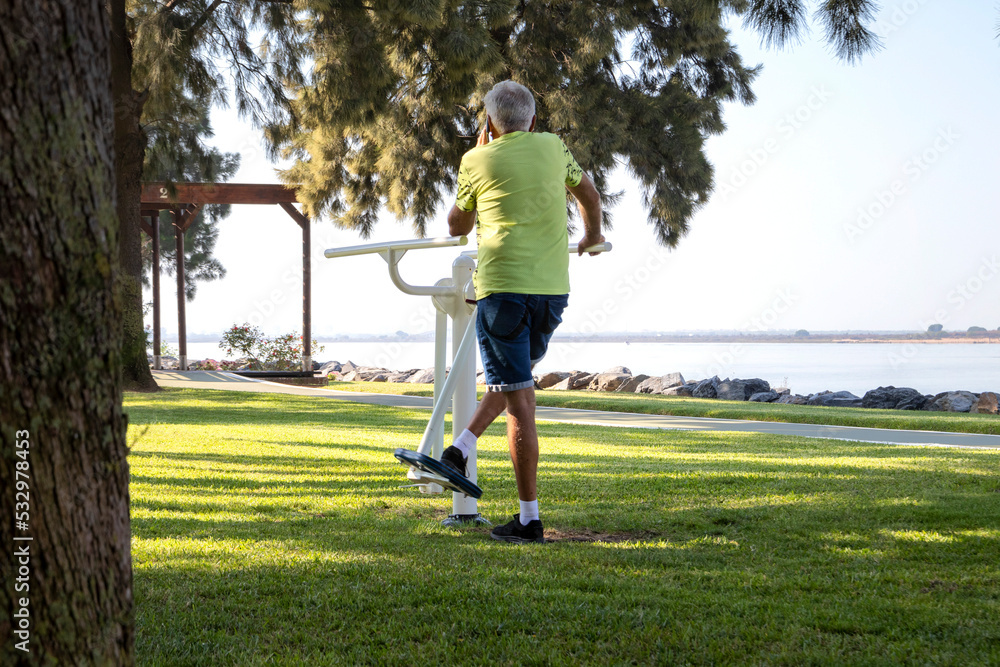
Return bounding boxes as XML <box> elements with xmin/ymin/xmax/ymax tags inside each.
<box><xmin>329</xmin><ymin>381</ymin><xmax>1000</xmax><ymax>435</ymax></box>
<box><xmin>126</xmin><ymin>387</ymin><xmax>1000</xmax><ymax>665</ymax></box>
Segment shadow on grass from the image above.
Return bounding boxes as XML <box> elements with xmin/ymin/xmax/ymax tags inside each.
<box><xmin>131</xmin><ymin>491</ymin><xmax>1000</xmax><ymax>660</ymax></box>
<box><xmin>126</xmin><ymin>388</ymin><xmax>1000</xmax><ymax>664</ymax></box>
<box><xmin>125</xmin><ymin>389</ymin><xmax>1000</xmax><ymax>551</ymax></box>
<box><xmin>126</xmin><ymin>387</ymin><xmax>431</xmax><ymax>428</ymax></box>
<box><xmin>129</xmin><ymin>440</ymin><xmax>1000</xmax><ymax>543</ymax></box>
<box><xmin>127</xmin><ymin>389</ymin><xmax>1000</xmax><ymax>534</ymax></box>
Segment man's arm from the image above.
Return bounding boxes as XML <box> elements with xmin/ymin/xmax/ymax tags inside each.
<box><xmin>449</xmin><ymin>131</ymin><xmax>485</xmax><ymax>237</ymax></box>
<box><xmin>567</xmin><ymin>172</ymin><xmax>604</xmax><ymax>255</ymax></box>
<box><xmin>448</xmin><ymin>205</ymin><xmax>476</xmax><ymax>237</ymax></box>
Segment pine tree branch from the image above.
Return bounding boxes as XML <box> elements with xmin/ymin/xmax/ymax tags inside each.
<box><xmin>189</xmin><ymin>0</ymin><xmax>225</xmax><ymax>37</ymax></box>
<box><xmin>487</xmin><ymin>0</ymin><xmax>526</xmax><ymax>76</ymax></box>
<box><xmin>162</xmin><ymin>0</ymin><xmax>290</xmax><ymax>16</ymax></box>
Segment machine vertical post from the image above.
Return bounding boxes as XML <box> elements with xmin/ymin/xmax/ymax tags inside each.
<box><xmin>449</xmin><ymin>256</ymin><xmax>480</xmax><ymax>520</ymax></box>
<box><xmin>420</xmin><ymin>308</ymin><xmax>448</xmax><ymax>495</ymax></box>
<box><xmin>432</xmin><ymin>308</ymin><xmax>449</xmax><ymax>457</ymax></box>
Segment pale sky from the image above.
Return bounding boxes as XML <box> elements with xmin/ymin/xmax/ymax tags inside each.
<box><xmin>146</xmin><ymin>2</ymin><xmax>1000</xmax><ymax>338</ymax></box>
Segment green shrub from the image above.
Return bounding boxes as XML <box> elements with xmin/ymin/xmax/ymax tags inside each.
<box><xmin>220</xmin><ymin>324</ymin><xmax>323</xmax><ymax>370</ymax></box>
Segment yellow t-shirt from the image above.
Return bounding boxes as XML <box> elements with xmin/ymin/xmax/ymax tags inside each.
<box><xmin>455</xmin><ymin>131</ymin><xmax>583</xmax><ymax>299</ymax></box>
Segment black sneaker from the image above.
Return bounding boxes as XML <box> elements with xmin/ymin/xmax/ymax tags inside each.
<box><xmin>440</xmin><ymin>445</ymin><xmax>468</xmax><ymax>477</ymax></box>
<box><xmin>490</xmin><ymin>514</ymin><xmax>545</xmax><ymax>544</ymax></box>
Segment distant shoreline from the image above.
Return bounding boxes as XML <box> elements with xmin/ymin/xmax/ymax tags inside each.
<box><xmin>171</xmin><ymin>333</ymin><xmax>1000</xmax><ymax>345</ymax></box>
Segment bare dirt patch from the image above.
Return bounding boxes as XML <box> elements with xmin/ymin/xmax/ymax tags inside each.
<box><xmin>920</xmin><ymin>580</ymin><xmax>966</xmax><ymax>594</ymax></box>
<box><xmin>544</xmin><ymin>528</ymin><xmax>664</xmax><ymax>544</ymax></box>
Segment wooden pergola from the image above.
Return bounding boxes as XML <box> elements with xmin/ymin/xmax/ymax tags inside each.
<box><xmin>140</xmin><ymin>183</ymin><xmax>312</xmax><ymax>371</ymax></box>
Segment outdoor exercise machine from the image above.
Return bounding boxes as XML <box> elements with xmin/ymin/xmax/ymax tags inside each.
<box><xmin>324</xmin><ymin>235</ymin><xmax>611</xmax><ymax>526</ymax></box>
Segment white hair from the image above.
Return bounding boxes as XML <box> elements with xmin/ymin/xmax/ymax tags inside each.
<box><xmin>483</xmin><ymin>80</ymin><xmax>535</xmax><ymax>134</ymax></box>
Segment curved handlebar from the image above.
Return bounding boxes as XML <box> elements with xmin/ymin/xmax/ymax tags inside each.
<box><xmin>324</xmin><ymin>235</ymin><xmax>468</xmax><ymax>259</ymax></box>
<box><xmin>323</xmin><ymin>235</ymin><xmax>610</xmax><ymax>299</ymax></box>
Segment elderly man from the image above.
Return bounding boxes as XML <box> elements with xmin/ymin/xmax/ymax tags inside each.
<box><xmin>443</xmin><ymin>80</ymin><xmax>604</xmax><ymax>543</ymax></box>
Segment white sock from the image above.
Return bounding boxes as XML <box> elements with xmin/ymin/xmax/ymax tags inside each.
<box><xmin>452</xmin><ymin>429</ymin><xmax>476</xmax><ymax>458</ymax></box>
<box><xmin>519</xmin><ymin>499</ymin><xmax>539</xmax><ymax>525</ymax></box>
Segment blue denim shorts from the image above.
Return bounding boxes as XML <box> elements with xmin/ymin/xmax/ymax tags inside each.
<box><xmin>476</xmin><ymin>293</ymin><xmax>569</xmax><ymax>392</ymax></box>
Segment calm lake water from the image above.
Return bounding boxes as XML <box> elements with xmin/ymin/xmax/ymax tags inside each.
<box><xmin>173</xmin><ymin>340</ymin><xmax>999</xmax><ymax>397</ymax></box>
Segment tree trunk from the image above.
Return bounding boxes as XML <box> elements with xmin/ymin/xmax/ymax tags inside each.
<box><xmin>0</xmin><ymin>1</ymin><xmax>135</xmax><ymax>664</ymax></box>
<box><xmin>109</xmin><ymin>0</ymin><xmax>157</xmax><ymax>392</ymax></box>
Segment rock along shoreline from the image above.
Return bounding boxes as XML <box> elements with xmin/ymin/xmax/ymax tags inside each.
<box><xmin>309</xmin><ymin>361</ymin><xmax>999</xmax><ymax>416</ymax></box>
<box><xmin>153</xmin><ymin>356</ymin><xmax>998</xmax><ymax>415</ymax></box>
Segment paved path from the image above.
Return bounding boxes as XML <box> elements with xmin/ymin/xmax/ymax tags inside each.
<box><xmin>151</xmin><ymin>371</ymin><xmax>1000</xmax><ymax>450</ymax></box>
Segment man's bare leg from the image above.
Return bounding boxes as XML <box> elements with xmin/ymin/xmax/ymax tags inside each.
<box><xmin>503</xmin><ymin>387</ymin><xmax>538</xmax><ymax>502</ymax></box>
<box><xmin>444</xmin><ymin>391</ymin><xmax>506</xmax><ymax>472</ymax></box>
<box><xmin>465</xmin><ymin>390</ymin><xmax>506</xmax><ymax>437</ymax></box>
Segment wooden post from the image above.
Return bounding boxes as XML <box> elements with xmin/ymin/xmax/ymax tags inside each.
<box><xmin>173</xmin><ymin>209</ymin><xmax>187</xmax><ymax>371</ymax></box>
<box><xmin>151</xmin><ymin>212</ymin><xmax>161</xmax><ymax>369</ymax></box>
<box><xmin>138</xmin><ymin>211</ymin><xmax>160</xmax><ymax>370</ymax></box>
<box><xmin>279</xmin><ymin>203</ymin><xmax>312</xmax><ymax>372</ymax></box>
<box><xmin>302</xmin><ymin>213</ymin><xmax>311</xmax><ymax>371</ymax></box>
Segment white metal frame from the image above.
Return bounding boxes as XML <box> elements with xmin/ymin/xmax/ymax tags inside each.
<box><xmin>324</xmin><ymin>235</ymin><xmax>611</xmax><ymax>522</ymax></box>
